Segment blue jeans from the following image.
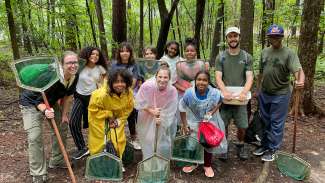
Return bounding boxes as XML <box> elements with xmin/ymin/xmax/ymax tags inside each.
<box><xmin>258</xmin><ymin>91</ymin><xmax>291</xmax><ymax>150</ymax></box>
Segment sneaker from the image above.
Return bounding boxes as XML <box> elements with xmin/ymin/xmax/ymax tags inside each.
<box><xmin>72</xmin><ymin>148</ymin><xmax>90</xmax><ymax>160</ymax></box>
<box><xmin>238</xmin><ymin>144</ymin><xmax>249</xmax><ymax>160</ymax></box>
<box><xmin>261</xmin><ymin>150</ymin><xmax>276</xmax><ymax>162</ymax></box>
<box><xmin>130</xmin><ymin>139</ymin><xmax>141</xmax><ymax>150</ymax></box>
<box><xmin>122</xmin><ymin>166</ymin><xmax>126</xmax><ymax>172</ymax></box>
<box><xmin>253</xmin><ymin>147</ymin><xmax>268</xmax><ymax>156</ymax></box>
<box><xmin>32</xmin><ymin>175</ymin><xmax>47</xmax><ymax>183</ymax></box>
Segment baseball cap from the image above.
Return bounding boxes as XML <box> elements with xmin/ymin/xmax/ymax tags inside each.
<box><xmin>225</xmin><ymin>27</ymin><xmax>240</xmax><ymax>36</ymax></box>
<box><xmin>266</xmin><ymin>24</ymin><xmax>284</xmax><ymax>36</ymax></box>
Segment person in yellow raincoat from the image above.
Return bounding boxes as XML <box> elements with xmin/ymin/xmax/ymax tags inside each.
<box><xmin>88</xmin><ymin>68</ymin><xmax>134</xmax><ymax>159</ymax></box>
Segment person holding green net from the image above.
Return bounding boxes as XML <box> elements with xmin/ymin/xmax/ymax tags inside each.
<box><xmin>19</xmin><ymin>51</ymin><xmax>79</xmax><ymax>183</ymax></box>
<box><xmin>135</xmin><ymin>66</ymin><xmax>178</xmax><ymax>160</ymax></box>
<box><xmin>88</xmin><ymin>68</ymin><xmax>134</xmax><ymax>172</ymax></box>
<box><xmin>180</xmin><ymin>71</ymin><xmax>227</xmax><ymax>178</ymax></box>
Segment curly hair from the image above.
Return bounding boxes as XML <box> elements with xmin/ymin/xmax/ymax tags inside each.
<box><xmin>107</xmin><ymin>68</ymin><xmax>133</xmax><ymax>95</ymax></box>
<box><xmin>79</xmin><ymin>46</ymin><xmax>107</xmax><ymax>71</ymax></box>
<box><xmin>116</xmin><ymin>42</ymin><xmax>135</xmax><ymax>66</ymax></box>
<box><xmin>163</xmin><ymin>40</ymin><xmax>180</xmax><ymax>57</ymax></box>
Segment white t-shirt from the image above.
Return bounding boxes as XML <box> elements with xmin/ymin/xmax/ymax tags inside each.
<box><xmin>160</xmin><ymin>55</ymin><xmax>183</xmax><ymax>84</ymax></box>
<box><xmin>76</xmin><ymin>65</ymin><xmax>106</xmax><ymax>95</ymax></box>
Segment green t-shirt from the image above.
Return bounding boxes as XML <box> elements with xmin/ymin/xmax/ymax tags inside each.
<box><xmin>215</xmin><ymin>50</ymin><xmax>253</xmax><ymax>86</ymax></box>
<box><xmin>259</xmin><ymin>47</ymin><xmax>301</xmax><ymax>95</ymax></box>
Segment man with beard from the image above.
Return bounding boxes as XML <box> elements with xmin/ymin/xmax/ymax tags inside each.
<box><xmin>253</xmin><ymin>24</ymin><xmax>304</xmax><ymax>161</ymax></box>
<box><xmin>215</xmin><ymin>27</ymin><xmax>253</xmax><ymax>160</ymax></box>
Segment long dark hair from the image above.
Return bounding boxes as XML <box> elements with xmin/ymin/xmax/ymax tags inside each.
<box><xmin>107</xmin><ymin>69</ymin><xmax>133</xmax><ymax>95</ymax></box>
<box><xmin>194</xmin><ymin>70</ymin><xmax>216</xmax><ymax>89</ymax></box>
<box><xmin>79</xmin><ymin>46</ymin><xmax>107</xmax><ymax>71</ymax></box>
<box><xmin>116</xmin><ymin>42</ymin><xmax>135</xmax><ymax>66</ymax></box>
<box><xmin>164</xmin><ymin>40</ymin><xmax>180</xmax><ymax>57</ymax></box>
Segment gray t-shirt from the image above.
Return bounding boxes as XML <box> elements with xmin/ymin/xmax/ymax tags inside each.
<box><xmin>76</xmin><ymin>65</ymin><xmax>106</xmax><ymax>95</ymax></box>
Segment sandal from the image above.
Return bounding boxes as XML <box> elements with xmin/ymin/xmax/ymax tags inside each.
<box><xmin>203</xmin><ymin>166</ymin><xmax>215</xmax><ymax>178</ymax></box>
<box><xmin>182</xmin><ymin>164</ymin><xmax>198</xmax><ymax>173</ymax></box>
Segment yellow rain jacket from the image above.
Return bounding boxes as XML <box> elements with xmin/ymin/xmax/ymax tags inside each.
<box><xmin>88</xmin><ymin>84</ymin><xmax>134</xmax><ymax>158</ymax></box>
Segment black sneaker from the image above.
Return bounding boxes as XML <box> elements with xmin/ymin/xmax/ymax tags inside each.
<box><xmin>253</xmin><ymin>147</ymin><xmax>267</xmax><ymax>156</ymax></box>
<box><xmin>72</xmin><ymin>148</ymin><xmax>90</xmax><ymax>160</ymax></box>
<box><xmin>238</xmin><ymin>144</ymin><xmax>249</xmax><ymax>160</ymax></box>
<box><xmin>261</xmin><ymin>150</ymin><xmax>275</xmax><ymax>162</ymax></box>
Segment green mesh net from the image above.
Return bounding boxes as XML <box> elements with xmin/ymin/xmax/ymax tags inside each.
<box><xmin>11</xmin><ymin>57</ymin><xmax>61</xmax><ymax>92</ymax></box>
<box><xmin>135</xmin><ymin>156</ymin><xmax>170</xmax><ymax>183</ymax></box>
<box><xmin>85</xmin><ymin>152</ymin><xmax>123</xmax><ymax>181</ymax></box>
<box><xmin>122</xmin><ymin>141</ymin><xmax>134</xmax><ymax>165</ymax></box>
<box><xmin>275</xmin><ymin>151</ymin><xmax>311</xmax><ymax>181</ymax></box>
<box><xmin>135</xmin><ymin>58</ymin><xmax>160</xmax><ymax>80</ymax></box>
<box><xmin>171</xmin><ymin>135</ymin><xmax>204</xmax><ymax>164</ymax></box>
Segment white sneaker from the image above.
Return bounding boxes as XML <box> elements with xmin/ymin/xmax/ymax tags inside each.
<box><xmin>122</xmin><ymin>166</ymin><xmax>126</xmax><ymax>172</ymax></box>
<box><xmin>130</xmin><ymin>140</ymin><xmax>141</xmax><ymax>150</ymax></box>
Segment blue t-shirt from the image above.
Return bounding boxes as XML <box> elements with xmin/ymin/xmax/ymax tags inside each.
<box><xmin>111</xmin><ymin>62</ymin><xmax>139</xmax><ymax>79</ymax></box>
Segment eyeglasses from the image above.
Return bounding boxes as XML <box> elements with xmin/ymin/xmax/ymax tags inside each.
<box><xmin>64</xmin><ymin>61</ymin><xmax>79</xmax><ymax>65</ymax></box>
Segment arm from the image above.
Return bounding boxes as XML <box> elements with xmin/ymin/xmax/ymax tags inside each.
<box><xmin>238</xmin><ymin>71</ymin><xmax>253</xmax><ymax>101</ymax></box>
<box><xmin>173</xmin><ymin>81</ymin><xmax>187</xmax><ymax>92</ymax></box>
<box><xmin>215</xmin><ymin>71</ymin><xmax>232</xmax><ymax>100</ymax></box>
<box><xmin>294</xmin><ymin>68</ymin><xmax>305</xmax><ymax>88</ymax></box>
<box><xmin>88</xmin><ymin>93</ymin><xmax>113</xmax><ymax>120</ymax></box>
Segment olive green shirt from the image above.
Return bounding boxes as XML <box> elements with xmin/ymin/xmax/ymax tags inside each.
<box><xmin>215</xmin><ymin>50</ymin><xmax>253</xmax><ymax>86</ymax></box>
<box><xmin>260</xmin><ymin>46</ymin><xmax>302</xmax><ymax>95</ymax></box>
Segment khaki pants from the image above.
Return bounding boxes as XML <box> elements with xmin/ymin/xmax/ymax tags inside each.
<box><xmin>20</xmin><ymin>104</ymin><xmax>68</xmax><ymax>176</ymax></box>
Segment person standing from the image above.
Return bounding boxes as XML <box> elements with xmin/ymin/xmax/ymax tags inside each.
<box><xmin>69</xmin><ymin>47</ymin><xmax>107</xmax><ymax>160</ymax></box>
<box><xmin>215</xmin><ymin>27</ymin><xmax>254</xmax><ymax>160</ymax></box>
<box><xmin>253</xmin><ymin>24</ymin><xmax>305</xmax><ymax>161</ymax></box>
<box><xmin>19</xmin><ymin>51</ymin><xmax>79</xmax><ymax>183</ymax></box>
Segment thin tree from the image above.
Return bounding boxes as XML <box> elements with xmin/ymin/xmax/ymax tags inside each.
<box><xmin>298</xmin><ymin>0</ymin><xmax>324</xmax><ymax>115</ymax></box>
<box><xmin>5</xmin><ymin>0</ymin><xmax>20</xmax><ymax>59</ymax></box>
<box><xmin>261</xmin><ymin>0</ymin><xmax>275</xmax><ymax>48</ymax></box>
<box><xmin>94</xmin><ymin>0</ymin><xmax>108</xmax><ymax>60</ymax></box>
<box><xmin>194</xmin><ymin>0</ymin><xmax>206</xmax><ymax>58</ymax></box>
<box><xmin>19</xmin><ymin>0</ymin><xmax>33</xmax><ymax>55</ymax></box>
<box><xmin>239</xmin><ymin>0</ymin><xmax>254</xmax><ymax>55</ymax></box>
<box><xmin>64</xmin><ymin>1</ymin><xmax>78</xmax><ymax>51</ymax></box>
<box><xmin>156</xmin><ymin>0</ymin><xmax>180</xmax><ymax>58</ymax></box>
<box><xmin>86</xmin><ymin>0</ymin><xmax>98</xmax><ymax>46</ymax></box>
<box><xmin>139</xmin><ymin>0</ymin><xmax>144</xmax><ymax>57</ymax></box>
<box><xmin>209</xmin><ymin>1</ymin><xmax>224</xmax><ymax>67</ymax></box>
<box><xmin>148</xmin><ymin>0</ymin><xmax>153</xmax><ymax>45</ymax></box>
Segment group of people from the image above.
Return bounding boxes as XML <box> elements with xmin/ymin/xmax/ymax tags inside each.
<box><xmin>19</xmin><ymin>24</ymin><xmax>305</xmax><ymax>183</ymax></box>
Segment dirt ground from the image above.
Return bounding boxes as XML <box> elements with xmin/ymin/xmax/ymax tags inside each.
<box><xmin>0</xmin><ymin>84</ymin><xmax>324</xmax><ymax>183</ymax></box>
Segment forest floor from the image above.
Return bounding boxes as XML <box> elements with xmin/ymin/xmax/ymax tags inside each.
<box><xmin>0</xmin><ymin>82</ymin><xmax>324</xmax><ymax>183</ymax></box>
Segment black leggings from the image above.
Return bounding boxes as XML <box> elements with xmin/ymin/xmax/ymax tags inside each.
<box><xmin>69</xmin><ymin>93</ymin><xmax>90</xmax><ymax>150</ymax></box>
<box><xmin>127</xmin><ymin>108</ymin><xmax>137</xmax><ymax>137</ymax></box>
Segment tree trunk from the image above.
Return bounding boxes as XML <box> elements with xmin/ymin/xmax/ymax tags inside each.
<box><xmin>112</xmin><ymin>0</ymin><xmax>127</xmax><ymax>45</ymax></box>
<box><xmin>19</xmin><ymin>0</ymin><xmax>33</xmax><ymax>55</ymax></box>
<box><xmin>5</xmin><ymin>0</ymin><xmax>20</xmax><ymax>59</ymax></box>
<box><xmin>156</xmin><ymin>0</ymin><xmax>180</xmax><ymax>58</ymax></box>
<box><xmin>148</xmin><ymin>0</ymin><xmax>153</xmax><ymax>45</ymax></box>
<box><xmin>94</xmin><ymin>0</ymin><xmax>108</xmax><ymax>60</ymax></box>
<box><xmin>139</xmin><ymin>0</ymin><xmax>144</xmax><ymax>57</ymax></box>
<box><xmin>239</xmin><ymin>0</ymin><xmax>254</xmax><ymax>55</ymax></box>
<box><xmin>64</xmin><ymin>1</ymin><xmax>77</xmax><ymax>51</ymax></box>
<box><xmin>298</xmin><ymin>0</ymin><xmax>324</xmax><ymax>115</ymax></box>
<box><xmin>175</xmin><ymin>6</ymin><xmax>183</xmax><ymax>56</ymax></box>
<box><xmin>194</xmin><ymin>0</ymin><xmax>206</xmax><ymax>59</ymax></box>
<box><xmin>261</xmin><ymin>0</ymin><xmax>275</xmax><ymax>48</ymax></box>
<box><xmin>86</xmin><ymin>0</ymin><xmax>97</xmax><ymax>46</ymax></box>
<box><xmin>209</xmin><ymin>1</ymin><xmax>223</xmax><ymax>67</ymax></box>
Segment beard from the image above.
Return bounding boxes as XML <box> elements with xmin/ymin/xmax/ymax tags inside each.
<box><xmin>228</xmin><ymin>41</ymin><xmax>239</xmax><ymax>49</ymax></box>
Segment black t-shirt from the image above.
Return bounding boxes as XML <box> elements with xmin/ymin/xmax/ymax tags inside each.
<box><xmin>20</xmin><ymin>74</ymin><xmax>79</xmax><ymax>107</ymax></box>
